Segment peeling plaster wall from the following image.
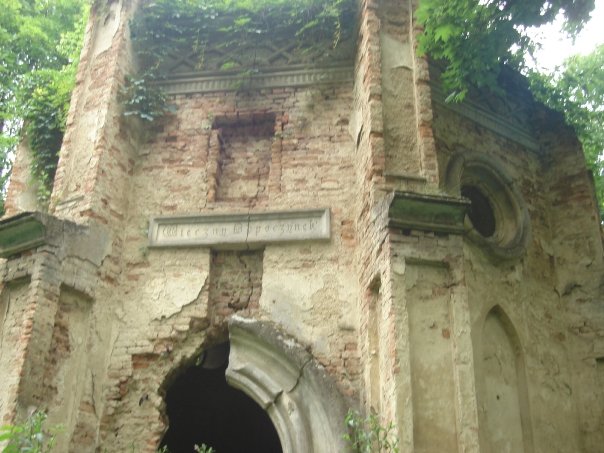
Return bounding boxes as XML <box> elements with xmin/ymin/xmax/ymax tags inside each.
<box><xmin>479</xmin><ymin>308</ymin><xmax>528</xmax><ymax>453</ymax></box>
<box><xmin>432</xmin><ymin>81</ymin><xmax>604</xmax><ymax>452</ymax></box>
<box><xmin>405</xmin><ymin>263</ymin><xmax>457</xmax><ymax>452</ymax></box>
<box><xmin>44</xmin><ymin>288</ymin><xmax>93</xmax><ymax>453</ymax></box>
<box><xmin>0</xmin><ymin>280</ymin><xmax>30</xmax><ymax>423</ymax></box>
<box><xmin>380</xmin><ymin>0</ymin><xmax>420</xmax><ymax>177</ymax></box>
<box><xmin>539</xmin><ymin>112</ymin><xmax>604</xmax><ymax>451</ymax></box>
<box><xmin>389</xmin><ymin>232</ymin><xmax>479</xmax><ymax>453</ymax></box>
<box><xmin>3</xmin><ymin>140</ymin><xmax>39</xmax><ymax>216</ymax></box>
<box><xmin>96</xmin><ymin>63</ymin><xmax>362</xmax><ymax>450</ymax></box>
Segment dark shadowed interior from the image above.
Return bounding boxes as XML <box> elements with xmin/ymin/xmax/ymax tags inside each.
<box><xmin>160</xmin><ymin>343</ymin><xmax>282</xmax><ymax>453</ymax></box>
<box><xmin>462</xmin><ymin>185</ymin><xmax>496</xmax><ymax>238</ymax></box>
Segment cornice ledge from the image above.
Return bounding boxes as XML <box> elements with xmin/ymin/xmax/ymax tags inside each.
<box><xmin>158</xmin><ymin>64</ymin><xmax>354</xmax><ymax>95</ymax></box>
<box><xmin>431</xmin><ymin>85</ymin><xmax>541</xmax><ymax>153</ymax></box>
<box><xmin>0</xmin><ymin>212</ymin><xmax>69</xmax><ymax>258</ymax></box>
<box><xmin>388</xmin><ymin>191</ymin><xmax>470</xmax><ymax>235</ymax></box>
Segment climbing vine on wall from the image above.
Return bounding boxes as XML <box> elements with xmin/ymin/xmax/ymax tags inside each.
<box><xmin>123</xmin><ymin>0</ymin><xmax>356</xmax><ymax>122</ymax></box>
<box><xmin>23</xmin><ymin>65</ymin><xmax>79</xmax><ymax>202</ymax></box>
<box><xmin>0</xmin><ymin>0</ymin><xmax>88</xmax><ymax>210</ymax></box>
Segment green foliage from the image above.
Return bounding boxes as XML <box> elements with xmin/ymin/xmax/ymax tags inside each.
<box><xmin>416</xmin><ymin>0</ymin><xmax>595</xmax><ymax>101</ymax></box>
<box><xmin>157</xmin><ymin>442</ymin><xmax>215</xmax><ymax>452</ymax></box>
<box><xmin>344</xmin><ymin>410</ymin><xmax>399</xmax><ymax>453</ymax></box>
<box><xmin>529</xmin><ymin>45</ymin><xmax>604</xmax><ymax>218</ymax></box>
<box><xmin>124</xmin><ymin>0</ymin><xmax>355</xmax><ymax>122</ymax></box>
<box><xmin>0</xmin><ymin>0</ymin><xmax>88</xmax><ymax>210</ymax></box>
<box><xmin>0</xmin><ymin>411</ymin><xmax>58</xmax><ymax>453</ymax></box>
<box><xmin>122</xmin><ymin>74</ymin><xmax>171</xmax><ymax>123</ymax></box>
<box><xmin>22</xmin><ymin>67</ymin><xmax>77</xmax><ymax>202</ymax></box>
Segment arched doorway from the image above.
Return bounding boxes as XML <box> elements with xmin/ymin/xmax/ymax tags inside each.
<box><xmin>160</xmin><ymin>342</ymin><xmax>282</xmax><ymax>453</ymax></box>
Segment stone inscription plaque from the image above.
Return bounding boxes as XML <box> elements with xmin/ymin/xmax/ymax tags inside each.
<box><xmin>149</xmin><ymin>209</ymin><xmax>330</xmax><ymax>248</ymax></box>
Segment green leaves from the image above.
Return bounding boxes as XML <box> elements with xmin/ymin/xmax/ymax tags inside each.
<box><xmin>125</xmin><ymin>0</ymin><xmax>355</xmax><ymax>123</ymax></box>
<box><xmin>130</xmin><ymin>0</ymin><xmax>355</xmax><ymax>73</ymax></box>
<box><xmin>0</xmin><ymin>411</ymin><xmax>59</xmax><ymax>453</ymax></box>
<box><xmin>529</xmin><ymin>45</ymin><xmax>604</xmax><ymax>218</ymax></box>
<box><xmin>344</xmin><ymin>410</ymin><xmax>399</xmax><ymax>453</ymax></box>
<box><xmin>22</xmin><ymin>66</ymin><xmax>77</xmax><ymax>201</ymax></box>
<box><xmin>193</xmin><ymin>444</ymin><xmax>215</xmax><ymax>453</ymax></box>
<box><xmin>416</xmin><ymin>0</ymin><xmax>595</xmax><ymax>101</ymax></box>
<box><xmin>433</xmin><ymin>24</ymin><xmax>454</xmax><ymax>43</ymax></box>
<box><xmin>121</xmin><ymin>73</ymin><xmax>172</xmax><ymax>123</ymax></box>
<box><xmin>0</xmin><ymin>0</ymin><xmax>88</xmax><ymax>210</ymax></box>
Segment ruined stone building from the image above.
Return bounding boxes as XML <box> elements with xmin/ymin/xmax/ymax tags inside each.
<box><xmin>0</xmin><ymin>0</ymin><xmax>603</xmax><ymax>452</ymax></box>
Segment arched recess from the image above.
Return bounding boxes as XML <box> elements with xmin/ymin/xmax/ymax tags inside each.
<box><xmin>226</xmin><ymin>316</ymin><xmax>353</xmax><ymax>453</ymax></box>
<box><xmin>477</xmin><ymin>306</ymin><xmax>533</xmax><ymax>453</ymax></box>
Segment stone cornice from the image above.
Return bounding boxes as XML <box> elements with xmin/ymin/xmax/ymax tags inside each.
<box><xmin>0</xmin><ymin>211</ymin><xmax>111</xmax><ymax>267</ymax></box>
<box><xmin>388</xmin><ymin>191</ymin><xmax>470</xmax><ymax>235</ymax></box>
<box><xmin>158</xmin><ymin>64</ymin><xmax>353</xmax><ymax>95</ymax></box>
<box><xmin>431</xmin><ymin>85</ymin><xmax>540</xmax><ymax>153</ymax></box>
<box><xmin>0</xmin><ymin>212</ymin><xmax>48</xmax><ymax>257</ymax></box>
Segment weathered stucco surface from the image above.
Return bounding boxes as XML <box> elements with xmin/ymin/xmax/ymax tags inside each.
<box><xmin>0</xmin><ymin>0</ymin><xmax>602</xmax><ymax>451</ymax></box>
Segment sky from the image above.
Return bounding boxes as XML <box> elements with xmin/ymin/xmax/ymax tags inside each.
<box><xmin>528</xmin><ymin>1</ymin><xmax>604</xmax><ymax>72</ymax></box>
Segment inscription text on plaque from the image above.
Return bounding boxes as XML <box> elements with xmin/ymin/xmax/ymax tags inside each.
<box><xmin>149</xmin><ymin>209</ymin><xmax>330</xmax><ymax>248</ymax></box>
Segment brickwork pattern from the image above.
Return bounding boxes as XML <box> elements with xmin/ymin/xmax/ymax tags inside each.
<box><xmin>213</xmin><ymin>114</ymin><xmax>277</xmax><ymax>203</ymax></box>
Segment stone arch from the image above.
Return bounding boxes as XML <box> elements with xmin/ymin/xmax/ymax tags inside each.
<box><xmin>476</xmin><ymin>305</ymin><xmax>533</xmax><ymax>453</ymax></box>
<box><xmin>125</xmin><ymin>315</ymin><xmax>352</xmax><ymax>453</ymax></box>
<box><xmin>226</xmin><ymin>316</ymin><xmax>352</xmax><ymax>453</ymax></box>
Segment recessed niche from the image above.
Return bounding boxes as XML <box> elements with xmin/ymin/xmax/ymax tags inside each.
<box><xmin>445</xmin><ymin>152</ymin><xmax>530</xmax><ymax>260</ymax></box>
<box><xmin>212</xmin><ymin>113</ymin><xmax>277</xmax><ymax>202</ymax></box>
<box><xmin>478</xmin><ymin>306</ymin><xmax>532</xmax><ymax>452</ymax></box>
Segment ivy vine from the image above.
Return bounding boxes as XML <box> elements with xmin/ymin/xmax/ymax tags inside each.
<box><xmin>0</xmin><ymin>0</ymin><xmax>88</xmax><ymax>211</ymax></box>
<box><xmin>23</xmin><ymin>67</ymin><xmax>77</xmax><ymax>202</ymax></box>
<box><xmin>123</xmin><ymin>0</ymin><xmax>356</xmax><ymax>122</ymax></box>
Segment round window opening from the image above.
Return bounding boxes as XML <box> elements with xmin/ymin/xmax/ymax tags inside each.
<box><xmin>461</xmin><ymin>185</ymin><xmax>496</xmax><ymax>238</ymax></box>
<box><xmin>445</xmin><ymin>153</ymin><xmax>531</xmax><ymax>260</ymax></box>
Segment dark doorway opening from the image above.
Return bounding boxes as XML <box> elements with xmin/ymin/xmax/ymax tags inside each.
<box><xmin>160</xmin><ymin>343</ymin><xmax>283</xmax><ymax>453</ymax></box>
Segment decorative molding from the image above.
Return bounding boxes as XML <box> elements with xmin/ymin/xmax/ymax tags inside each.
<box><xmin>388</xmin><ymin>191</ymin><xmax>470</xmax><ymax>234</ymax></box>
<box><xmin>148</xmin><ymin>209</ymin><xmax>331</xmax><ymax>248</ymax></box>
<box><xmin>431</xmin><ymin>85</ymin><xmax>540</xmax><ymax>153</ymax></box>
<box><xmin>0</xmin><ymin>212</ymin><xmax>47</xmax><ymax>257</ymax></box>
<box><xmin>0</xmin><ymin>211</ymin><xmax>111</xmax><ymax>267</ymax></box>
<box><xmin>159</xmin><ymin>33</ymin><xmax>355</xmax><ymax>75</ymax></box>
<box><xmin>444</xmin><ymin>153</ymin><xmax>531</xmax><ymax>260</ymax></box>
<box><xmin>226</xmin><ymin>316</ymin><xmax>351</xmax><ymax>453</ymax></box>
<box><xmin>158</xmin><ymin>65</ymin><xmax>353</xmax><ymax>95</ymax></box>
